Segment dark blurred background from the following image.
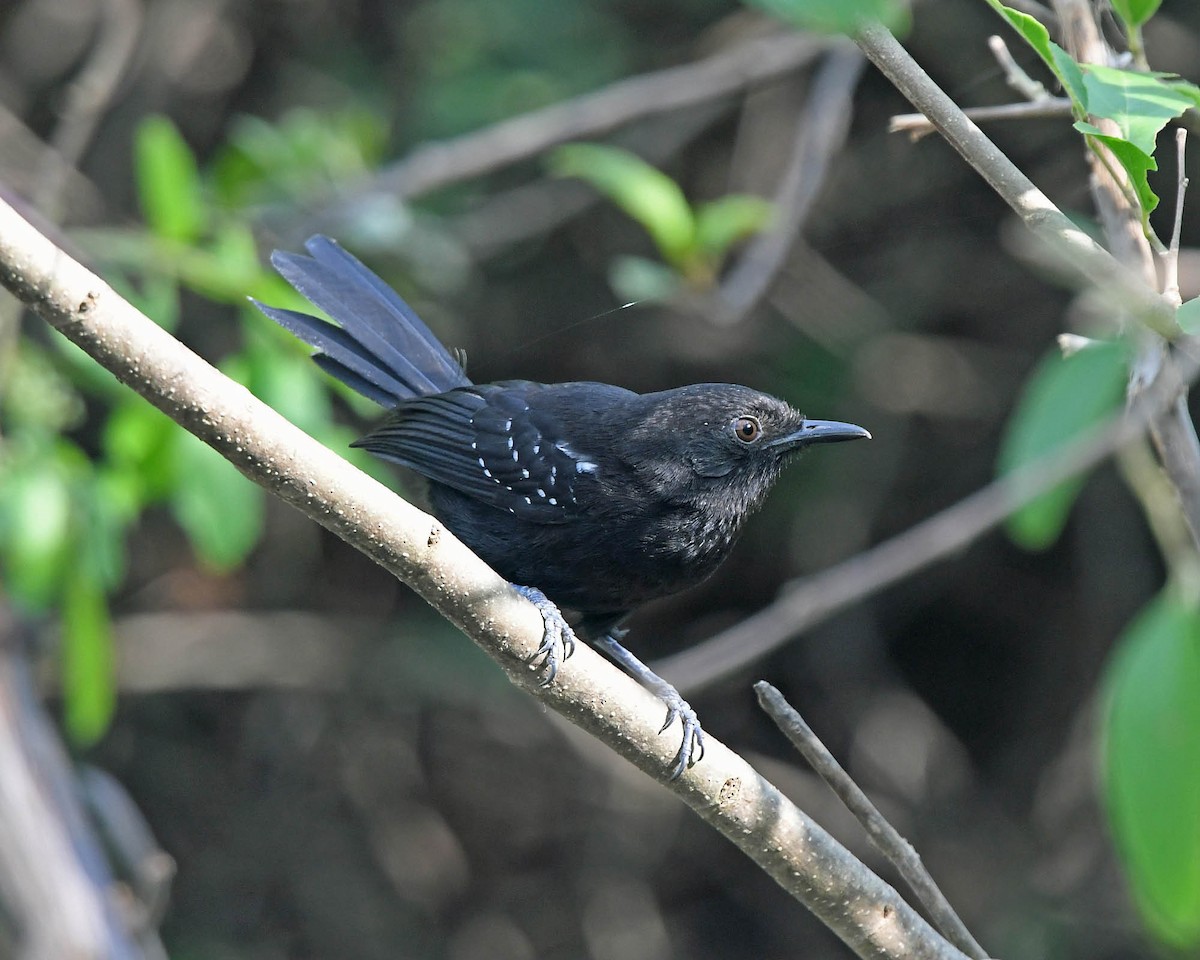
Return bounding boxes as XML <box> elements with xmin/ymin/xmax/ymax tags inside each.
<box><xmin>3</xmin><ymin>0</ymin><xmax>1199</xmax><ymax>957</ymax></box>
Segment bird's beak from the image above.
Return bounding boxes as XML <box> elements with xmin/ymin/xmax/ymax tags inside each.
<box><xmin>768</xmin><ymin>419</ymin><xmax>872</xmax><ymax>450</ymax></box>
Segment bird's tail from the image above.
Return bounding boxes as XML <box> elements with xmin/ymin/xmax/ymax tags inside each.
<box><xmin>252</xmin><ymin>235</ymin><xmax>471</xmax><ymax>406</ymax></box>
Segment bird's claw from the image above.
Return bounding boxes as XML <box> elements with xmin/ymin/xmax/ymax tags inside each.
<box><xmin>513</xmin><ymin>585</ymin><xmax>577</xmax><ymax>686</ymax></box>
<box><xmin>661</xmin><ymin>695</ymin><xmax>705</xmax><ymax>781</ymax></box>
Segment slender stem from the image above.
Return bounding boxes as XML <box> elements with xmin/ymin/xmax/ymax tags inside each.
<box><xmin>756</xmin><ymin>684</ymin><xmax>989</xmax><ymax>960</ymax></box>
<box><xmin>1164</xmin><ymin>128</ymin><xmax>1189</xmax><ymax>305</ymax></box>
<box><xmin>987</xmin><ymin>34</ymin><xmax>1049</xmax><ymax>101</ymax></box>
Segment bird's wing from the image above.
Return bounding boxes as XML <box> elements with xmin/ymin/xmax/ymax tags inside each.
<box><xmin>353</xmin><ymin>384</ymin><xmax>600</xmax><ymax>523</ymax></box>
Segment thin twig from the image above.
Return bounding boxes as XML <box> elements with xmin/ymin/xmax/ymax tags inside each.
<box><xmin>452</xmin><ymin>102</ymin><xmax>727</xmax><ymax>258</ymax></box>
<box><xmin>0</xmin><ymin>195</ymin><xmax>971</xmax><ymax>960</ymax></box>
<box><xmin>756</xmin><ymin>683</ymin><xmax>989</xmax><ymax>960</ymax></box>
<box><xmin>855</xmin><ymin>22</ymin><xmax>1176</xmax><ymax>336</ymax></box>
<box><xmin>714</xmin><ymin>47</ymin><xmax>865</xmax><ymax>323</ymax></box>
<box><xmin>660</xmin><ymin>342</ymin><xmax>1200</xmax><ymax>691</ymax></box>
<box><xmin>889</xmin><ymin>98</ymin><xmax>1072</xmax><ymax>141</ymax></box>
<box><xmin>291</xmin><ymin>31</ymin><xmax>829</xmax><ymax>238</ymax></box>
<box><xmin>33</xmin><ymin>0</ymin><xmax>141</xmax><ymax>222</ymax></box>
<box><xmin>1164</xmin><ymin>128</ymin><xmax>1189</xmax><ymax>305</ymax></box>
<box><xmin>987</xmin><ymin>35</ymin><xmax>1050</xmax><ymax>102</ymax></box>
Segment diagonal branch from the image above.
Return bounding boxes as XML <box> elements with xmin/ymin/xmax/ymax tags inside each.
<box><xmin>0</xmin><ymin>196</ymin><xmax>970</xmax><ymax>960</ymax></box>
<box><xmin>291</xmin><ymin>31</ymin><xmax>829</xmax><ymax>236</ymax></box>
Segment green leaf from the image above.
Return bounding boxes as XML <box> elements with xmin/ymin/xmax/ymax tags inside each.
<box><xmin>1110</xmin><ymin>0</ymin><xmax>1161</xmax><ymax>30</ymax></box>
<box><xmin>0</xmin><ymin>453</ymin><xmax>74</xmax><ymax>609</ymax></box>
<box><xmin>134</xmin><ymin>115</ymin><xmax>206</xmax><ymax>243</ymax></box>
<box><xmin>61</xmin><ymin>567</ymin><xmax>117</xmax><ymax>746</ymax></box>
<box><xmin>997</xmin><ymin>340</ymin><xmax>1127</xmax><ymax>549</ymax></box>
<box><xmin>1081</xmin><ymin>66</ymin><xmax>1196</xmax><ymax>156</ymax></box>
<box><xmin>549</xmin><ymin>144</ymin><xmax>696</xmax><ymax>268</ymax></box>
<box><xmin>608</xmin><ymin>255</ymin><xmax>682</xmax><ymax>304</ymax></box>
<box><xmin>1178</xmin><ymin>298</ymin><xmax>1200</xmax><ymax>335</ymax></box>
<box><xmin>694</xmin><ymin>196</ymin><xmax>774</xmax><ymax>259</ymax></box>
<box><xmin>234</xmin><ymin>345</ymin><xmax>332</xmax><ymax>436</ymax></box>
<box><xmin>1074</xmin><ymin>122</ymin><xmax>1159</xmax><ymax>221</ymax></box>
<box><xmin>743</xmin><ymin>0</ymin><xmax>909</xmax><ymax>34</ymax></box>
<box><xmin>102</xmin><ymin>401</ymin><xmax>177</xmax><ymax>502</ymax></box>
<box><xmin>983</xmin><ymin>1</ymin><xmax>1087</xmax><ymax>108</ymax></box>
<box><xmin>169</xmin><ymin>432</ymin><xmax>264</xmax><ymax>571</ymax></box>
<box><xmin>1103</xmin><ymin>591</ymin><xmax>1200</xmax><ymax>948</ymax></box>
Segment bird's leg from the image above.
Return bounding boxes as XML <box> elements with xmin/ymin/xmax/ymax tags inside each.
<box><xmin>512</xmin><ymin>585</ymin><xmax>577</xmax><ymax>685</ymax></box>
<box><xmin>591</xmin><ymin>630</ymin><xmax>705</xmax><ymax>780</ymax></box>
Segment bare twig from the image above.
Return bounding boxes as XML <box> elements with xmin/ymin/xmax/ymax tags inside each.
<box><xmin>0</xmin><ymin>196</ymin><xmax>971</xmax><ymax>960</ymax></box>
<box><xmin>987</xmin><ymin>35</ymin><xmax>1050</xmax><ymax>102</ymax></box>
<box><xmin>291</xmin><ymin>32</ymin><xmax>828</xmax><ymax>237</ymax></box>
<box><xmin>660</xmin><ymin>343</ymin><xmax>1200</xmax><ymax>691</ymax></box>
<box><xmin>714</xmin><ymin>46</ymin><xmax>865</xmax><ymax>323</ymax></box>
<box><xmin>854</xmin><ymin>22</ymin><xmax>1176</xmax><ymax>336</ymax></box>
<box><xmin>756</xmin><ymin>683</ymin><xmax>988</xmax><ymax>960</ymax></box>
<box><xmin>33</xmin><ymin>0</ymin><xmax>141</xmax><ymax>222</ymax></box>
<box><xmin>889</xmin><ymin>98</ymin><xmax>1073</xmax><ymax>141</ymax></box>
<box><xmin>1164</xmin><ymin>128</ymin><xmax>1188</xmax><ymax>304</ymax></box>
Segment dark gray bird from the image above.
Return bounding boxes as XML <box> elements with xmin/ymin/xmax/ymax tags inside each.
<box><xmin>255</xmin><ymin>236</ymin><xmax>869</xmax><ymax>779</ymax></box>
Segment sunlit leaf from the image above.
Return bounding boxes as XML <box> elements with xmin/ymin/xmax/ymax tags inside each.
<box><xmin>134</xmin><ymin>115</ymin><xmax>206</xmax><ymax>243</ymax></box>
<box><xmin>1081</xmin><ymin>66</ymin><xmax>1196</xmax><ymax>156</ymax></box>
<box><xmin>694</xmin><ymin>195</ymin><xmax>774</xmax><ymax>258</ymax></box>
<box><xmin>997</xmin><ymin>340</ymin><xmax>1127</xmax><ymax>549</ymax></box>
<box><xmin>0</xmin><ymin>455</ymin><xmax>73</xmax><ymax>609</ymax></box>
<box><xmin>1075</xmin><ymin>122</ymin><xmax>1159</xmax><ymax>221</ymax></box>
<box><xmin>549</xmin><ymin>144</ymin><xmax>696</xmax><ymax>268</ymax></box>
<box><xmin>1103</xmin><ymin>591</ymin><xmax>1200</xmax><ymax>948</ymax></box>
<box><xmin>1110</xmin><ymin>0</ymin><xmax>1161</xmax><ymax>30</ymax></box>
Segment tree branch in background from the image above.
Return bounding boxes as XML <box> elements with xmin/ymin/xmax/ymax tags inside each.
<box><xmin>714</xmin><ymin>46</ymin><xmax>865</xmax><ymax>324</ymax></box>
<box><xmin>853</xmin><ymin>21</ymin><xmax>1176</xmax><ymax>336</ymax></box>
<box><xmin>0</xmin><ymin>196</ymin><xmax>973</xmax><ymax>960</ymax></box>
<box><xmin>292</xmin><ymin>30</ymin><xmax>829</xmax><ymax>236</ymax></box>
<box><xmin>888</xmin><ymin>98</ymin><xmax>1072</xmax><ymax>142</ymax></box>
<box><xmin>756</xmin><ymin>683</ymin><xmax>988</xmax><ymax>960</ymax></box>
<box><xmin>33</xmin><ymin>0</ymin><xmax>141</xmax><ymax>222</ymax></box>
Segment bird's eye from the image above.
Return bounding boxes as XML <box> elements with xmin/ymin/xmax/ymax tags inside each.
<box><xmin>733</xmin><ymin>416</ymin><xmax>761</xmax><ymax>443</ymax></box>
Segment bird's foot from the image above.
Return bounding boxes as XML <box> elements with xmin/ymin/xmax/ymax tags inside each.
<box><xmin>659</xmin><ymin>693</ymin><xmax>706</xmax><ymax>781</ymax></box>
<box><xmin>512</xmin><ymin>585</ymin><xmax>577</xmax><ymax>685</ymax></box>
<box><xmin>591</xmin><ymin>631</ymin><xmax>705</xmax><ymax>781</ymax></box>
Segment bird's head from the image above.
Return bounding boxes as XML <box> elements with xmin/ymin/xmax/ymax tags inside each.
<box><xmin>627</xmin><ymin>384</ymin><xmax>870</xmax><ymax>515</ymax></box>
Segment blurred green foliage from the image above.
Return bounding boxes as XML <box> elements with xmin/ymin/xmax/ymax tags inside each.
<box><xmin>0</xmin><ymin>110</ymin><xmax>391</xmax><ymax>743</ymax></box>
<box><xmin>550</xmin><ymin>142</ymin><xmax>773</xmax><ymax>300</ymax></box>
<box><xmin>1103</xmin><ymin>590</ymin><xmax>1200</xmax><ymax>947</ymax></box>
<box><xmin>996</xmin><ymin>340</ymin><xmax>1127</xmax><ymax>550</ymax></box>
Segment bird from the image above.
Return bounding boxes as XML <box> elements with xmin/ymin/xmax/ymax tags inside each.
<box><xmin>254</xmin><ymin>235</ymin><xmax>870</xmax><ymax>780</ymax></box>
